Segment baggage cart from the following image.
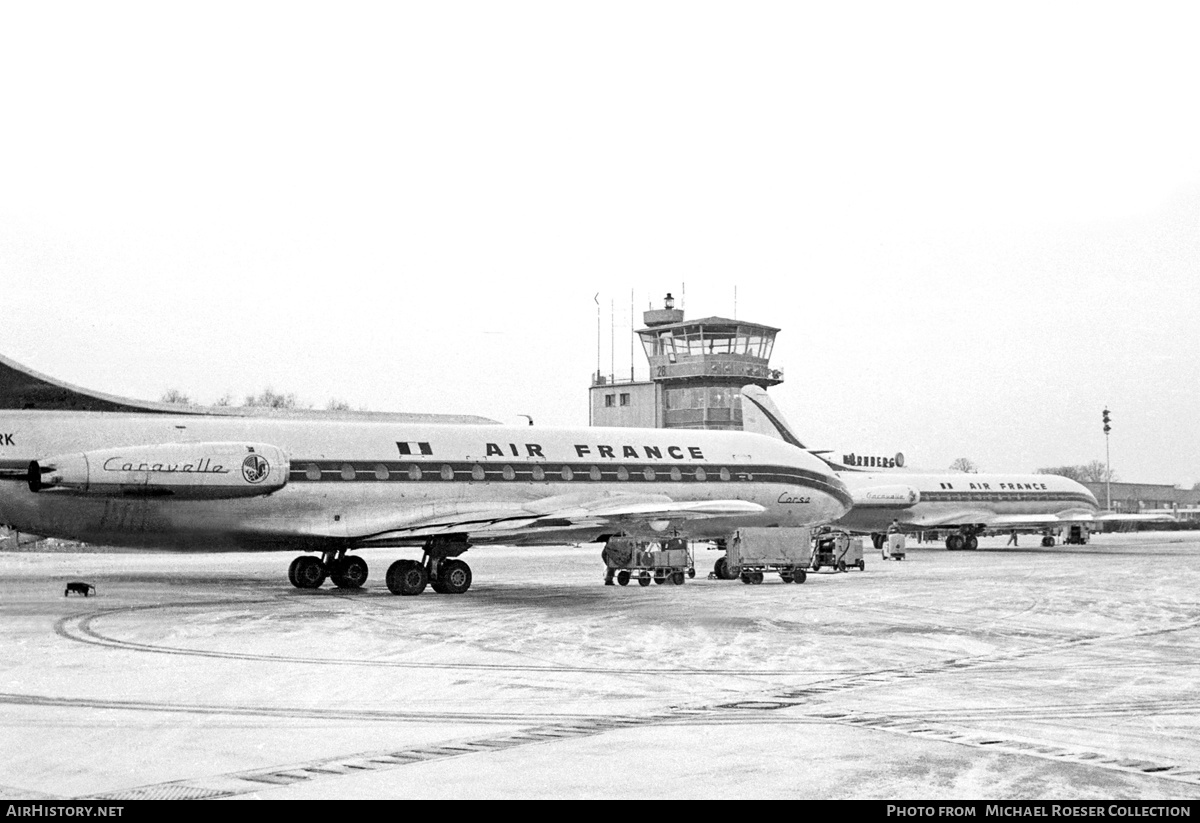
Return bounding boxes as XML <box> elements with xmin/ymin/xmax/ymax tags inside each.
<box><xmin>603</xmin><ymin>536</ymin><xmax>695</xmax><ymax>586</ymax></box>
<box><xmin>712</xmin><ymin>527</ymin><xmax>811</xmax><ymax>584</ymax></box>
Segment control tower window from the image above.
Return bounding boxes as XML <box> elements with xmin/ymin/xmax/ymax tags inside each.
<box><xmin>619</xmin><ymin>393</ymin><xmax>630</xmax><ymax>406</ymax></box>
<box><xmin>604</xmin><ymin>394</ymin><xmax>615</xmax><ymax>407</ymax></box>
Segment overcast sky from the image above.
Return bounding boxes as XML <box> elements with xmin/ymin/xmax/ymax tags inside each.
<box><xmin>2</xmin><ymin>2</ymin><xmax>1198</xmax><ymax>485</ymax></box>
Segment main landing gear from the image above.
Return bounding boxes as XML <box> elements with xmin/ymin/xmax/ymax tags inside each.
<box><xmin>286</xmin><ymin>536</ymin><xmax>474</xmax><ymax>596</ymax></box>
<box><xmin>944</xmin><ymin>528</ymin><xmax>981</xmax><ymax>551</ymax></box>
<box><xmin>288</xmin><ymin>549</ymin><xmax>369</xmax><ymax>590</ymax></box>
<box><xmin>384</xmin><ymin>536</ymin><xmax>473</xmax><ymax>596</ymax></box>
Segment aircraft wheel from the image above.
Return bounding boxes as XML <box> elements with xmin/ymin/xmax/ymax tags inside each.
<box><xmin>293</xmin><ymin>556</ymin><xmax>327</xmax><ymax>589</ymax></box>
<box><xmin>670</xmin><ymin>571</ymin><xmax>685</xmax><ymax>585</ymax></box>
<box><xmin>617</xmin><ymin>570</ymin><xmax>631</xmax><ymax>586</ymax></box>
<box><xmin>331</xmin><ymin>555</ymin><xmax>369</xmax><ymax>589</ymax></box>
<box><xmin>713</xmin><ymin>557</ymin><xmax>727</xmax><ymax>578</ymax></box>
<box><xmin>792</xmin><ymin>569</ymin><xmax>807</xmax><ymax>584</ymax></box>
<box><xmin>287</xmin><ymin>556</ymin><xmax>305</xmax><ymax>588</ymax></box>
<box><xmin>637</xmin><ymin>571</ymin><xmax>651</xmax><ymax>587</ymax></box>
<box><xmin>837</xmin><ymin>560</ymin><xmax>847</xmax><ymax>572</ymax></box>
<box><xmin>386</xmin><ymin>559</ymin><xmax>428</xmax><ymax>596</ymax></box>
<box><xmin>438</xmin><ymin>559</ymin><xmax>472</xmax><ymax>594</ymax></box>
<box><xmin>723</xmin><ymin>563</ymin><xmax>741</xmax><ymax>581</ymax></box>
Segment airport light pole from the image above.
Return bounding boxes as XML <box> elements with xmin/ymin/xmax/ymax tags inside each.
<box><xmin>1102</xmin><ymin>408</ymin><xmax>1112</xmax><ymax>510</ymax></box>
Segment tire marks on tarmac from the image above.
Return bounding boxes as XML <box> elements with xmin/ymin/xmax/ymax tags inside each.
<box><xmin>42</xmin><ymin>590</ymin><xmax>1200</xmax><ymax>798</ymax></box>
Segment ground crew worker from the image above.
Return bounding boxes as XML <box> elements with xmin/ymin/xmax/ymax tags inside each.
<box><xmin>1007</xmin><ymin>530</ymin><xmax>1019</xmax><ymax>547</ymax></box>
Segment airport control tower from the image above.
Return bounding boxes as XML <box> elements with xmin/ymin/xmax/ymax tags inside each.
<box><xmin>589</xmin><ymin>293</ymin><xmax>783</xmax><ymax>430</ymax></box>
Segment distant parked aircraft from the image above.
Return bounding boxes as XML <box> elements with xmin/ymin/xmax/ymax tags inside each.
<box><xmin>739</xmin><ymin>386</ymin><xmax>1164</xmax><ymax>549</ymax></box>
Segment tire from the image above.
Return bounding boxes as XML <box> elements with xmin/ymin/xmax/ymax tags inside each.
<box><xmin>751</xmin><ymin>572</ymin><xmax>764</xmax><ymax>585</ymax></box>
<box><xmin>288</xmin><ymin>556</ymin><xmax>304</xmax><ymax>588</ymax></box>
<box><xmin>293</xmin><ymin>556</ymin><xmax>326</xmax><ymax>589</ymax></box>
<box><xmin>638</xmin><ymin>571</ymin><xmax>651</xmax><ymax>587</ymax></box>
<box><xmin>331</xmin><ymin>555</ymin><xmax>369</xmax><ymax>589</ymax></box>
<box><xmin>857</xmin><ymin>560</ymin><xmax>865</xmax><ymax>571</ymax></box>
<box><xmin>436</xmin><ymin>559</ymin><xmax>472</xmax><ymax>594</ymax></box>
<box><xmin>965</xmin><ymin>536</ymin><xmax>978</xmax><ymax>551</ymax></box>
<box><xmin>792</xmin><ymin>569</ymin><xmax>807</xmax><ymax>584</ymax></box>
<box><xmin>837</xmin><ymin>560</ymin><xmax>847</xmax><ymax>572</ymax></box>
<box><xmin>740</xmin><ymin>574</ymin><xmax>753</xmax><ymax>585</ymax></box>
<box><xmin>714</xmin><ymin>557</ymin><xmax>727</xmax><ymax>578</ymax></box>
<box><xmin>812</xmin><ymin>561</ymin><xmax>821</xmax><ymax>572</ymax></box>
<box><xmin>653</xmin><ymin>572</ymin><xmax>666</xmax><ymax>585</ymax></box>
<box><xmin>687</xmin><ymin>567</ymin><xmax>695</xmax><ymax>579</ymax></box>
<box><xmin>671</xmin><ymin>571</ymin><xmax>685</xmax><ymax>585</ymax></box>
<box><xmin>780</xmin><ymin>572</ymin><xmax>793</xmax><ymax>583</ymax></box>
<box><xmin>724</xmin><ymin>563</ymin><xmax>741</xmax><ymax>580</ymax></box>
<box><xmin>386</xmin><ymin>559</ymin><xmax>428</xmax><ymax>596</ymax></box>
<box><xmin>617</xmin><ymin>570</ymin><xmax>631</xmax><ymax>586</ymax></box>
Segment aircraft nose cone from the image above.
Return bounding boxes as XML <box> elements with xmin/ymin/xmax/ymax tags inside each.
<box><xmin>825</xmin><ymin>473</ymin><xmax>854</xmax><ymax>519</ymax></box>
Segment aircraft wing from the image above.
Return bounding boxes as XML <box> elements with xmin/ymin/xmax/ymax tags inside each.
<box><xmin>901</xmin><ymin>509</ymin><xmax>998</xmax><ymax>528</ymax></box>
<box><xmin>325</xmin><ymin>492</ymin><xmax>765</xmax><ymax>545</ymax></box>
<box><xmin>1093</xmin><ymin>512</ymin><xmax>1177</xmax><ymax>523</ymax></box>
<box><xmin>900</xmin><ymin>509</ymin><xmax>1098</xmax><ymax>529</ymax></box>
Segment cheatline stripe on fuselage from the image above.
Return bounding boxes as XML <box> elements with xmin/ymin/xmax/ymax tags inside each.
<box><xmin>288</xmin><ymin>459</ymin><xmax>854</xmax><ymax>507</ymax></box>
<box><xmin>917</xmin><ymin>490</ymin><xmax>1096</xmax><ymax>506</ymax></box>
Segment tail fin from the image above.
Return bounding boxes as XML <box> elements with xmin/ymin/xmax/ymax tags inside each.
<box><xmin>740</xmin><ymin>385</ymin><xmax>806</xmax><ymax>449</ymax></box>
<box><xmin>0</xmin><ymin>353</ymin><xmax>187</xmax><ymax>414</ymax></box>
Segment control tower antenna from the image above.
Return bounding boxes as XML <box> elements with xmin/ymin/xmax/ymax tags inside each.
<box><xmin>630</xmin><ymin>289</ymin><xmax>635</xmax><ymax>381</ymax></box>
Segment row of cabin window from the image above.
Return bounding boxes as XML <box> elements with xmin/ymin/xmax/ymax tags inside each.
<box><xmin>302</xmin><ymin>464</ymin><xmax>737</xmax><ymax>482</ymax></box>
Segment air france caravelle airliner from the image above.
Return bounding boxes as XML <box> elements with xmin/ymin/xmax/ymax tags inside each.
<box><xmin>0</xmin><ymin>355</ymin><xmax>851</xmax><ymax>595</ymax></box>
<box><xmin>739</xmin><ymin>386</ymin><xmax>1112</xmax><ymax>550</ymax></box>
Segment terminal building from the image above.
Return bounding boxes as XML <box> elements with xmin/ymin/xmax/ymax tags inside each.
<box><xmin>1082</xmin><ymin>481</ymin><xmax>1200</xmax><ymax>524</ymax></box>
<box><xmin>589</xmin><ymin>294</ymin><xmax>783</xmax><ymax>431</ymax></box>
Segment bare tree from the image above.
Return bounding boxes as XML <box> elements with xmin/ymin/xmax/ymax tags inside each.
<box><xmin>1036</xmin><ymin>465</ymin><xmax>1087</xmax><ymax>482</ymax></box>
<box><xmin>326</xmin><ymin>399</ymin><xmax>351</xmax><ymax>411</ymax></box>
<box><xmin>949</xmin><ymin>457</ymin><xmax>978</xmax><ymax>473</ymax></box>
<box><xmin>160</xmin><ymin>389</ymin><xmax>192</xmax><ymax>405</ymax></box>
<box><xmin>242</xmin><ymin>388</ymin><xmax>307</xmax><ymax>409</ymax></box>
<box><xmin>1078</xmin><ymin>460</ymin><xmax>1117</xmax><ymax>483</ymax></box>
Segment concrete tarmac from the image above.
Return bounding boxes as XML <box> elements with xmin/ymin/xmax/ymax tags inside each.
<box><xmin>2</xmin><ymin>532</ymin><xmax>1199</xmax><ymax>800</ymax></box>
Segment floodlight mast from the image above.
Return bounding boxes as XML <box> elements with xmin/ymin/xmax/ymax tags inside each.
<box><xmin>1102</xmin><ymin>408</ymin><xmax>1112</xmax><ymax>510</ymax></box>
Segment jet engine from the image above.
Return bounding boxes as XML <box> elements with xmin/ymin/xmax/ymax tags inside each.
<box><xmin>28</xmin><ymin>442</ymin><xmax>290</xmax><ymax>499</ymax></box>
<box><xmin>850</xmin><ymin>485</ymin><xmax>921</xmax><ymax>508</ymax></box>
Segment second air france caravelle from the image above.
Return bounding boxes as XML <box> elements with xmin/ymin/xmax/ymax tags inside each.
<box><xmin>0</xmin><ymin>355</ymin><xmax>852</xmax><ymax>595</ymax></box>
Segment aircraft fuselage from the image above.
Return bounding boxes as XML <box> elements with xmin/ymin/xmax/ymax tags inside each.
<box><xmin>0</xmin><ymin>411</ymin><xmax>851</xmax><ymax>551</ymax></box>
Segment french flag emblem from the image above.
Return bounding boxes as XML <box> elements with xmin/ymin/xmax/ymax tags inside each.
<box><xmin>396</xmin><ymin>441</ymin><xmax>433</xmax><ymax>456</ymax></box>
